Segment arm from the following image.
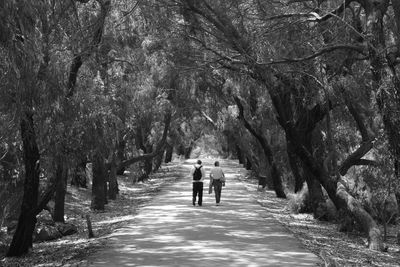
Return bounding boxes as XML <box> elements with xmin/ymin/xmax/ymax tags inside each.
<box><xmin>201</xmin><ymin>167</ymin><xmax>206</xmax><ymax>182</ymax></box>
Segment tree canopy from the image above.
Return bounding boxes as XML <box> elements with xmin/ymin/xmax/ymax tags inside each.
<box><xmin>1</xmin><ymin>0</ymin><xmax>400</xmax><ymax>259</ymax></box>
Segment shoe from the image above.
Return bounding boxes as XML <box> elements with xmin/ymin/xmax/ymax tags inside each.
<box><xmin>216</xmin><ymin>203</ymin><xmax>219</xmax><ymax>206</ymax></box>
<box><xmin>193</xmin><ymin>203</ymin><xmax>195</xmax><ymax>206</ymax></box>
<box><xmin>198</xmin><ymin>204</ymin><xmax>202</xmax><ymax>206</ymax></box>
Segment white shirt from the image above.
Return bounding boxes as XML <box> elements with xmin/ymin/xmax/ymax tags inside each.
<box><xmin>210</xmin><ymin>166</ymin><xmax>224</xmax><ymax>180</ymax></box>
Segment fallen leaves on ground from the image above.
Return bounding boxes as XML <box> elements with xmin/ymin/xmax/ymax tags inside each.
<box><xmin>239</xmin><ymin>171</ymin><xmax>400</xmax><ymax>267</ymax></box>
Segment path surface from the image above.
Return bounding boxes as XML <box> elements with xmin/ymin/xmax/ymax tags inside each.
<box><xmin>87</xmin><ymin>159</ymin><xmax>321</xmax><ymax>266</ymax></box>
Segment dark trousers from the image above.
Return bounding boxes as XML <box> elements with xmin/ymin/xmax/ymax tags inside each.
<box><xmin>192</xmin><ymin>182</ymin><xmax>203</xmax><ymax>205</ymax></box>
<box><xmin>213</xmin><ymin>180</ymin><xmax>222</xmax><ymax>203</ymax></box>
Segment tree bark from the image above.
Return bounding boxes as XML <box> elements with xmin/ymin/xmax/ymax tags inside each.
<box><xmin>116</xmin><ymin>139</ymin><xmax>126</xmax><ymax>175</ymax></box>
<box><xmin>184</xmin><ymin>144</ymin><xmax>193</xmax><ymax>159</ymax></box>
<box><xmin>7</xmin><ymin>111</ymin><xmax>40</xmax><ymax>256</ymax></box>
<box><xmin>245</xmin><ymin>157</ymin><xmax>252</xmax><ymax>170</ymax></box>
<box><xmin>153</xmin><ymin>148</ymin><xmax>165</xmax><ymax>171</ymax></box>
<box><xmin>71</xmin><ymin>157</ymin><xmax>87</xmax><ymax>187</ymax></box>
<box><xmin>91</xmin><ymin>152</ymin><xmax>106</xmax><ymax>210</ymax></box>
<box><xmin>53</xmin><ymin>158</ymin><xmax>68</xmax><ymax>222</ymax></box>
<box><xmin>286</xmin><ymin>141</ymin><xmax>304</xmax><ymax>193</ymax></box>
<box><xmin>108</xmin><ymin>155</ymin><xmax>118</xmax><ymax>200</ymax></box>
<box><xmin>144</xmin><ymin>145</ymin><xmax>153</xmax><ymax>177</ymax></box>
<box><xmin>236</xmin><ymin>144</ymin><xmax>244</xmax><ymax>164</ymax></box>
<box><xmin>165</xmin><ymin>143</ymin><xmax>173</xmax><ymax>163</ymax></box>
<box><xmin>336</xmin><ymin>183</ymin><xmax>383</xmax><ymax>250</ymax></box>
<box><xmin>363</xmin><ymin>0</ymin><xmax>400</xmax><ymax>182</ymax></box>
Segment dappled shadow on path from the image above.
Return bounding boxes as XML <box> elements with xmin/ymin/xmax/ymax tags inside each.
<box><xmin>87</xmin><ymin>160</ymin><xmax>320</xmax><ymax>266</ymax></box>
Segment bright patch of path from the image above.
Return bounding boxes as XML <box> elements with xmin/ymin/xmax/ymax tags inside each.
<box><xmin>87</xmin><ymin>159</ymin><xmax>321</xmax><ymax>266</ymax></box>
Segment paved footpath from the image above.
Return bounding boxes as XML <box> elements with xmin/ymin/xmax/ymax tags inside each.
<box><xmin>87</xmin><ymin>159</ymin><xmax>321</xmax><ymax>267</ymax></box>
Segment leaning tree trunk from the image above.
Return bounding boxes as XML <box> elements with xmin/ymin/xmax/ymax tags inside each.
<box><xmin>234</xmin><ymin>96</ymin><xmax>286</xmax><ymax>198</ymax></box>
<box><xmin>53</xmin><ymin>158</ymin><xmax>68</xmax><ymax>222</ymax></box>
<box><xmin>91</xmin><ymin>152</ymin><xmax>106</xmax><ymax>210</ymax></box>
<box><xmin>287</xmin><ymin>127</ymin><xmax>383</xmax><ymax>250</ymax></box>
<box><xmin>336</xmin><ymin>183</ymin><xmax>383</xmax><ymax>250</ymax></box>
<box><xmin>7</xmin><ymin>112</ymin><xmax>40</xmax><ymax>256</ymax></box>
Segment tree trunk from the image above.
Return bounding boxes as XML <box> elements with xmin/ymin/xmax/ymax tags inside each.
<box><xmin>234</xmin><ymin>96</ymin><xmax>286</xmax><ymax>198</ymax></box>
<box><xmin>336</xmin><ymin>183</ymin><xmax>383</xmax><ymax>250</ymax></box>
<box><xmin>236</xmin><ymin>144</ymin><xmax>244</xmax><ymax>164</ymax></box>
<box><xmin>7</xmin><ymin>112</ymin><xmax>40</xmax><ymax>256</ymax></box>
<box><xmin>245</xmin><ymin>157</ymin><xmax>252</xmax><ymax>170</ymax></box>
<box><xmin>165</xmin><ymin>143</ymin><xmax>173</xmax><ymax>163</ymax></box>
<box><xmin>304</xmin><ymin>169</ymin><xmax>326</xmax><ymax>219</ymax></box>
<box><xmin>270</xmin><ymin>162</ymin><xmax>286</xmax><ymax>198</ymax></box>
<box><xmin>116</xmin><ymin>139</ymin><xmax>126</xmax><ymax>175</ymax></box>
<box><xmin>287</xmin><ymin>126</ymin><xmax>383</xmax><ymax>249</ymax></box>
<box><xmin>364</xmin><ymin>0</ymin><xmax>400</xmax><ymax>182</ymax></box>
<box><xmin>108</xmin><ymin>155</ymin><xmax>118</xmax><ymax>200</ymax></box>
<box><xmin>153</xmin><ymin>149</ymin><xmax>164</xmax><ymax>171</ymax></box>
<box><xmin>104</xmin><ymin>178</ymin><xmax>108</xmax><ymax>205</ymax></box>
<box><xmin>91</xmin><ymin>152</ymin><xmax>106</xmax><ymax>210</ymax></box>
<box><xmin>184</xmin><ymin>145</ymin><xmax>192</xmax><ymax>159</ymax></box>
<box><xmin>144</xmin><ymin>145</ymin><xmax>153</xmax><ymax>177</ymax></box>
<box><xmin>286</xmin><ymin>141</ymin><xmax>304</xmax><ymax>193</ymax></box>
<box><xmin>53</xmin><ymin>158</ymin><xmax>68</xmax><ymax>222</ymax></box>
<box><xmin>71</xmin><ymin>159</ymin><xmax>87</xmax><ymax>188</ymax></box>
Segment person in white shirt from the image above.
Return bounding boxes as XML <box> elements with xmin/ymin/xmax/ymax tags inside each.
<box><xmin>209</xmin><ymin>161</ymin><xmax>225</xmax><ymax>206</ymax></box>
<box><xmin>190</xmin><ymin>160</ymin><xmax>206</xmax><ymax>206</ymax></box>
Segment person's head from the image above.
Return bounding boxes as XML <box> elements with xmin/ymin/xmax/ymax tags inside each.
<box><xmin>214</xmin><ymin>161</ymin><xmax>219</xmax><ymax>167</ymax></box>
<box><xmin>197</xmin><ymin>160</ymin><xmax>202</xmax><ymax>165</ymax></box>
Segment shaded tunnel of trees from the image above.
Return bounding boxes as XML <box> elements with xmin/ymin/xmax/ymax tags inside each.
<box><xmin>1</xmin><ymin>0</ymin><xmax>400</xmax><ymax>257</ymax></box>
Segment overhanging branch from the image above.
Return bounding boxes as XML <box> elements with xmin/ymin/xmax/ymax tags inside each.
<box><xmin>119</xmin><ymin>111</ymin><xmax>172</xmax><ymax>169</ymax></box>
<box><xmin>259</xmin><ymin>45</ymin><xmax>366</xmax><ymax>65</ymax></box>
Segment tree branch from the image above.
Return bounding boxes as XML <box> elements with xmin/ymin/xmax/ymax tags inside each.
<box><xmin>392</xmin><ymin>0</ymin><xmax>400</xmax><ymax>53</ymax></box>
<box><xmin>66</xmin><ymin>0</ymin><xmax>111</xmax><ymax>98</ymax></box>
<box><xmin>339</xmin><ymin>91</ymin><xmax>376</xmax><ymax>176</ymax></box>
<box><xmin>119</xmin><ymin>111</ymin><xmax>172</xmax><ymax>169</ymax></box>
<box><xmin>339</xmin><ymin>141</ymin><xmax>374</xmax><ymax>176</ymax></box>
<box><xmin>307</xmin><ymin>0</ymin><xmax>355</xmax><ymax>23</ymax></box>
<box><xmin>34</xmin><ymin>180</ymin><xmax>57</xmax><ymax>216</ymax></box>
<box><xmin>353</xmin><ymin>159</ymin><xmax>379</xmax><ymax>167</ymax></box>
<box><xmin>259</xmin><ymin>44</ymin><xmax>366</xmax><ymax>65</ymax></box>
<box><xmin>233</xmin><ymin>95</ymin><xmax>273</xmax><ymax>162</ymax></box>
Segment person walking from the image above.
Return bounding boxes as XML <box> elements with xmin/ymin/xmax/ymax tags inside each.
<box><xmin>209</xmin><ymin>161</ymin><xmax>225</xmax><ymax>206</ymax></box>
<box><xmin>190</xmin><ymin>160</ymin><xmax>206</xmax><ymax>206</ymax></box>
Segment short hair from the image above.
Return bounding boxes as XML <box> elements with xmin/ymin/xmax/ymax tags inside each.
<box><xmin>197</xmin><ymin>160</ymin><xmax>202</xmax><ymax>164</ymax></box>
<box><xmin>214</xmin><ymin>161</ymin><xmax>219</xmax><ymax>166</ymax></box>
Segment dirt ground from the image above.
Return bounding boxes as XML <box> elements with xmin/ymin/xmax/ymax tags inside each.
<box><xmin>1</xmin><ymin>160</ymin><xmax>399</xmax><ymax>266</ymax></box>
